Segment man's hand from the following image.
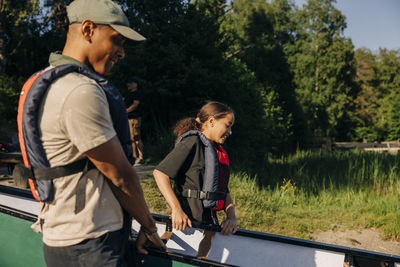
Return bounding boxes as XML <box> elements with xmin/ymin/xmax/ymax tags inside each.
<box><xmin>136</xmin><ymin>227</ymin><xmax>167</xmax><ymax>254</ymax></box>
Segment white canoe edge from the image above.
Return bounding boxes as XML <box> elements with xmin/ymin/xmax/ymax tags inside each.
<box><xmin>131</xmin><ymin>220</ymin><xmax>344</xmax><ymax>267</ymax></box>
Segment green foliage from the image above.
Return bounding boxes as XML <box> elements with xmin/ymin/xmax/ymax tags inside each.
<box><xmin>0</xmin><ymin>0</ymin><xmax>42</xmax><ymax>74</ymax></box>
<box><xmin>1</xmin><ymin>0</ymin><xmax>400</xmax><ymax>153</ymax></box>
<box><xmin>221</xmin><ymin>0</ymin><xmax>308</xmax><ymax>152</ymax></box>
<box><xmin>353</xmin><ymin>48</ymin><xmax>400</xmax><ymax>142</ymax></box>
<box><xmin>353</xmin><ymin>48</ymin><xmax>378</xmax><ymax>141</ymax></box>
<box><xmin>113</xmin><ymin>0</ymin><xmax>228</xmax><ymax>132</ymax></box>
<box><xmin>0</xmin><ymin>74</ymin><xmax>23</xmax><ymax>129</ymax></box>
<box><xmin>111</xmin><ymin>0</ymin><xmax>287</xmax><ymax>169</ymax></box>
<box><xmin>0</xmin><ymin>0</ymin><xmax>39</xmax><ymax>25</ymax></box>
<box><xmin>286</xmin><ymin>0</ymin><xmax>357</xmax><ymax>140</ymax></box>
<box><xmin>374</xmin><ymin>49</ymin><xmax>400</xmax><ymax>140</ymax></box>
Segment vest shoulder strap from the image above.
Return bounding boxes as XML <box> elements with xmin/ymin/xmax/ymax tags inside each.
<box><xmin>176</xmin><ymin>130</ymin><xmax>221</xmax><ymax>209</ymax></box>
<box><xmin>18</xmin><ymin>64</ymin><xmax>130</xmax><ymax>214</ymax></box>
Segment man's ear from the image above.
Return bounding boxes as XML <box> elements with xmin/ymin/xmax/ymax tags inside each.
<box><xmin>80</xmin><ymin>20</ymin><xmax>95</xmax><ymax>42</ymax></box>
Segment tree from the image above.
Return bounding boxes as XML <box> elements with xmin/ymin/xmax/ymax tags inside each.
<box><xmin>287</xmin><ymin>0</ymin><xmax>357</xmax><ymax>139</ymax></box>
<box><xmin>374</xmin><ymin>49</ymin><xmax>400</xmax><ymax>141</ymax></box>
<box><xmin>221</xmin><ymin>0</ymin><xmax>307</xmax><ymax>152</ymax></box>
<box><xmin>353</xmin><ymin>48</ymin><xmax>379</xmax><ymax>141</ymax></box>
<box><xmin>0</xmin><ymin>0</ymin><xmax>39</xmax><ymax>74</ymax></box>
<box><xmin>113</xmin><ymin>0</ymin><xmax>230</xmax><ymax>135</ymax></box>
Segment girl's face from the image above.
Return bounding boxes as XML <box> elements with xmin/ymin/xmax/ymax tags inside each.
<box><xmin>203</xmin><ymin>113</ymin><xmax>234</xmax><ymax>144</ymax></box>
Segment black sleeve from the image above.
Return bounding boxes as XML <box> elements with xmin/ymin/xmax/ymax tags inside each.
<box><xmin>132</xmin><ymin>91</ymin><xmax>141</xmax><ymax>102</ymax></box>
<box><xmin>124</xmin><ymin>94</ymin><xmax>133</xmax><ymax>108</ymax></box>
<box><xmin>155</xmin><ymin>136</ymin><xmax>198</xmax><ymax>179</ymax></box>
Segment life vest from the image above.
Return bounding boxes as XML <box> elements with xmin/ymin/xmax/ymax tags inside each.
<box><xmin>17</xmin><ymin>64</ymin><xmax>131</xmax><ymax>213</ymax></box>
<box><xmin>176</xmin><ymin>130</ymin><xmax>230</xmax><ymax>211</ymax></box>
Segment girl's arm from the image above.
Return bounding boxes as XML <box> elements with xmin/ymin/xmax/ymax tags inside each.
<box><xmin>153</xmin><ymin>169</ymin><xmax>192</xmax><ymax>230</ymax></box>
<box><xmin>220</xmin><ymin>193</ymin><xmax>237</xmax><ymax>235</ymax></box>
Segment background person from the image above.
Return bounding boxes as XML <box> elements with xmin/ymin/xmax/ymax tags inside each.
<box><xmin>20</xmin><ymin>0</ymin><xmax>165</xmax><ymax>266</ymax></box>
<box><xmin>125</xmin><ymin>77</ymin><xmax>144</xmax><ymax>166</ymax></box>
<box><xmin>153</xmin><ymin>101</ymin><xmax>237</xmax><ymax>257</ymax></box>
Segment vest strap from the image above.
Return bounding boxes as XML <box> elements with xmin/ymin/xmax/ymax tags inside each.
<box><xmin>74</xmin><ymin>160</ymin><xmax>89</xmax><ymax>214</ymax></box>
<box><xmin>23</xmin><ymin>158</ymin><xmax>92</xmax><ymax>214</ymax></box>
<box><xmin>27</xmin><ymin>158</ymin><xmax>88</xmax><ymax>180</ymax></box>
<box><xmin>182</xmin><ymin>189</ymin><xmax>225</xmax><ymax>200</ymax></box>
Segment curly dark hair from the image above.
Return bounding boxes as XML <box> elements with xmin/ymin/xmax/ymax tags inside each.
<box><xmin>55</xmin><ymin>4</ymin><xmax>69</xmax><ymax>32</ymax></box>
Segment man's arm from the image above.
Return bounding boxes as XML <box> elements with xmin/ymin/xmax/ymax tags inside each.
<box><xmin>85</xmin><ymin>136</ymin><xmax>165</xmax><ymax>253</ymax></box>
<box><xmin>126</xmin><ymin>100</ymin><xmax>139</xmax><ymax>113</ymax></box>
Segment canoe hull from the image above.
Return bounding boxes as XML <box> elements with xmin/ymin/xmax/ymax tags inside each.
<box><xmin>0</xmin><ymin>185</ymin><xmax>399</xmax><ymax>267</ymax></box>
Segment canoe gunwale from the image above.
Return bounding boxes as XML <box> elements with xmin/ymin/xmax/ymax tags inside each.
<box><xmin>152</xmin><ymin>213</ymin><xmax>400</xmax><ymax>262</ymax></box>
<box><xmin>0</xmin><ymin>203</ymin><xmax>36</xmax><ymax>222</ymax></box>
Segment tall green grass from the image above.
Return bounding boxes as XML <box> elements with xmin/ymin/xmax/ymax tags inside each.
<box><xmin>229</xmin><ymin>171</ymin><xmax>400</xmax><ymax>239</ymax></box>
<box><xmin>229</xmin><ymin>149</ymin><xmax>400</xmax><ymax>239</ymax></box>
<box><xmin>249</xmin><ymin>149</ymin><xmax>400</xmax><ymax>195</ymax></box>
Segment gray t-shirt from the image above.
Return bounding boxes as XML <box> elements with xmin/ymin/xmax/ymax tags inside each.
<box><xmin>31</xmin><ymin>53</ymin><xmax>123</xmax><ymax>247</ymax></box>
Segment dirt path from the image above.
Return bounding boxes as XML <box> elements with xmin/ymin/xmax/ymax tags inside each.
<box><xmin>311</xmin><ymin>229</ymin><xmax>400</xmax><ymax>255</ymax></box>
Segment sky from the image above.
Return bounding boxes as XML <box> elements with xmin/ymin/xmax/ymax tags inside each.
<box><xmin>294</xmin><ymin>0</ymin><xmax>400</xmax><ymax>51</ymax></box>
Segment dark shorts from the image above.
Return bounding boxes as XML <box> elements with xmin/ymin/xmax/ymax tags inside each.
<box><xmin>43</xmin><ymin>227</ymin><xmax>131</xmax><ymax>267</ymax></box>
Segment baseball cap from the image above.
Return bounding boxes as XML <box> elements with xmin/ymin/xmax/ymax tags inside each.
<box><xmin>67</xmin><ymin>0</ymin><xmax>146</xmax><ymax>41</ymax></box>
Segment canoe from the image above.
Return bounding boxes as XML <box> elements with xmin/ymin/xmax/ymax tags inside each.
<box><xmin>0</xmin><ymin>185</ymin><xmax>399</xmax><ymax>267</ymax></box>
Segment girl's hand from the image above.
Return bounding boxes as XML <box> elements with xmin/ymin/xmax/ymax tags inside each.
<box><xmin>220</xmin><ymin>218</ymin><xmax>237</xmax><ymax>235</ymax></box>
<box><xmin>172</xmin><ymin>208</ymin><xmax>192</xmax><ymax>231</ymax></box>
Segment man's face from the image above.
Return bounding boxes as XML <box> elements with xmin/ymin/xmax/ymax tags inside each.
<box><xmin>89</xmin><ymin>25</ymin><xmax>126</xmax><ymax>75</ymax></box>
<box><xmin>127</xmin><ymin>82</ymin><xmax>137</xmax><ymax>91</ymax></box>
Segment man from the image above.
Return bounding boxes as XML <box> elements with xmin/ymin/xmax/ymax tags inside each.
<box><xmin>18</xmin><ymin>0</ymin><xmax>165</xmax><ymax>266</ymax></box>
<box><xmin>125</xmin><ymin>78</ymin><xmax>145</xmax><ymax>166</ymax></box>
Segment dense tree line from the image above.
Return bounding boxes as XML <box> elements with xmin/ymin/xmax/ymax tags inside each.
<box><xmin>1</xmin><ymin>0</ymin><xmax>399</xmax><ymax>163</ymax></box>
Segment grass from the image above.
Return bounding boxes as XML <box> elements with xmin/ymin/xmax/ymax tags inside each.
<box><xmin>228</xmin><ymin>172</ymin><xmax>400</xmax><ymax>239</ymax></box>
<box><xmin>141</xmin><ymin>149</ymin><xmax>400</xmax><ymax>241</ymax></box>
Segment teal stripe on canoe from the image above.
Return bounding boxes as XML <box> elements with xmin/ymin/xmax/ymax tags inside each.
<box><xmin>0</xmin><ymin>212</ymin><xmax>46</xmax><ymax>267</ymax></box>
<box><xmin>0</xmin><ymin>211</ymin><xmax>198</xmax><ymax>267</ymax></box>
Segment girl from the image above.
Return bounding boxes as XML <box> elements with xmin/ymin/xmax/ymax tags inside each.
<box><xmin>153</xmin><ymin>101</ymin><xmax>237</xmax><ymax>257</ymax></box>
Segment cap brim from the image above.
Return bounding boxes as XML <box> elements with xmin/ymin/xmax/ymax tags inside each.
<box><xmin>110</xmin><ymin>24</ymin><xmax>146</xmax><ymax>41</ymax></box>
